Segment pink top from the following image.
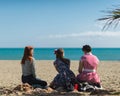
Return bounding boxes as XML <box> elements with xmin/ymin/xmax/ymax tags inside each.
<box><xmin>81</xmin><ymin>53</ymin><xmax>99</xmax><ymax>71</ymax></box>
<box><xmin>77</xmin><ymin>53</ymin><xmax>100</xmax><ymax>83</ymax></box>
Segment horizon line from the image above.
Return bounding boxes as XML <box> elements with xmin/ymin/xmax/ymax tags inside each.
<box><xmin>0</xmin><ymin>47</ymin><xmax>120</xmax><ymax>49</ymax></box>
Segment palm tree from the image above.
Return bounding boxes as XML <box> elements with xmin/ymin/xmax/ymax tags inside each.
<box><xmin>98</xmin><ymin>8</ymin><xmax>120</xmax><ymax>30</ymax></box>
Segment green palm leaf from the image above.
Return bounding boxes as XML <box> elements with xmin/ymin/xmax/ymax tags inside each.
<box><xmin>98</xmin><ymin>8</ymin><xmax>120</xmax><ymax>30</ymax></box>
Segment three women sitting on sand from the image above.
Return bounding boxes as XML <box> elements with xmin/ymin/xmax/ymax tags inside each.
<box><xmin>21</xmin><ymin>45</ymin><xmax>101</xmax><ymax>90</ymax></box>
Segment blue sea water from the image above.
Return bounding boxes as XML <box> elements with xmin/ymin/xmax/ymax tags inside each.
<box><xmin>0</xmin><ymin>48</ymin><xmax>120</xmax><ymax>61</ymax></box>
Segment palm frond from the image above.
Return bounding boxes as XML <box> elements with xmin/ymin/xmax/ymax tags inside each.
<box><xmin>98</xmin><ymin>7</ymin><xmax>120</xmax><ymax>30</ymax></box>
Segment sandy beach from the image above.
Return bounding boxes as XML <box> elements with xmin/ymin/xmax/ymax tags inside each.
<box><xmin>0</xmin><ymin>60</ymin><xmax>120</xmax><ymax>95</ymax></box>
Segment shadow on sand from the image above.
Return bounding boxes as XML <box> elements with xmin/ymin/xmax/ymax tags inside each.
<box><xmin>0</xmin><ymin>87</ymin><xmax>120</xmax><ymax>96</ymax></box>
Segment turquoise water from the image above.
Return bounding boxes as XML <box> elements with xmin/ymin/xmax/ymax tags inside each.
<box><xmin>0</xmin><ymin>48</ymin><xmax>120</xmax><ymax>60</ymax></box>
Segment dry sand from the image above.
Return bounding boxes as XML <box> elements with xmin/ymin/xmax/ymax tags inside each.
<box><xmin>0</xmin><ymin>60</ymin><xmax>120</xmax><ymax>95</ymax></box>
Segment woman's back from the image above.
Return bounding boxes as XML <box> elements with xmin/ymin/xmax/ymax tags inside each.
<box><xmin>54</xmin><ymin>58</ymin><xmax>70</xmax><ymax>73</ymax></box>
<box><xmin>77</xmin><ymin>53</ymin><xmax>100</xmax><ymax>83</ymax></box>
<box><xmin>81</xmin><ymin>53</ymin><xmax>99</xmax><ymax>70</ymax></box>
<box><xmin>22</xmin><ymin>59</ymin><xmax>35</xmax><ymax>77</ymax></box>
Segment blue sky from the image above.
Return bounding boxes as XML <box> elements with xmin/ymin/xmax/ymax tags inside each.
<box><xmin>0</xmin><ymin>0</ymin><xmax>120</xmax><ymax>48</ymax></box>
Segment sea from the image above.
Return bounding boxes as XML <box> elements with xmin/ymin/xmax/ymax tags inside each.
<box><xmin>0</xmin><ymin>48</ymin><xmax>120</xmax><ymax>61</ymax></box>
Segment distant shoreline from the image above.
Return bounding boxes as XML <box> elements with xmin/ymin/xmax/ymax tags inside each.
<box><xmin>0</xmin><ymin>46</ymin><xmax>120</xmax><ymax>49</ymax></box>
<box><xmin>0</xmin><ymin>60</ymin><xmax>120</xmax><ymax>62</ymax></box>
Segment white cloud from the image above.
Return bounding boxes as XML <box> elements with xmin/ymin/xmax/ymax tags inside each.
<box><xmin>18</xmin><ymin>31</ymin><xmax>120</xmax><ymax>48</ymax></box>
<box><xmin>48</xmin><ymin>31</ymin><xmax>120</xmax><ymax>38</ymax></box>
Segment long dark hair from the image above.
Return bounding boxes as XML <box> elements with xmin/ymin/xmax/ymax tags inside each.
<box><xmin>21</xmin><ymin>46</ymin><xmax>33</xmax><ymax>64</ymax></box>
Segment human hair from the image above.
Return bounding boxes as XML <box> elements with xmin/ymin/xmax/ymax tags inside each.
<box><xmin>21</xmin><ymin>46</ymin><xmax>33</xmax><ymax>64</ymax></box>
<box><xmin>82</xmin><ymin>45</ymin><xmax>92</xmax><ymax>52</ymax></box>
<box><xmin>55</xmin><ymin>48</ymin><xmax>64</xmax><ymax>59</ymax></box>
<box><xmin>54</xmin><ymin>48</ymin><xmax>70</xmax><ymax>67</ymax></box>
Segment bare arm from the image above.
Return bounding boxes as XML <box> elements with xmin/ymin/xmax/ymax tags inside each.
<box><xmin>78</xmin><ymin>61</ymin><xmax>83</xmax><ymax>73</ymax></box>
<box><xmin>95</xmin><ymin>56</ymin><xmax>99</xmax><ymax>71</ymax></box>
<box><xmin>31</xmin><ymin>58</ymin><xmax>36</xmax><ymax>78</ymax></box>
<box><xmin>54</xmin><ymin>62</ymin><xmax>59</xmax><ymax>72</ymax></box>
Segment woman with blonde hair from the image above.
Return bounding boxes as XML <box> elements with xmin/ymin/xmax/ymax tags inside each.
<box><xmin>21</xmin><ymin>46</ymin><xmax>47</xmax><ymax>88</ymax></box>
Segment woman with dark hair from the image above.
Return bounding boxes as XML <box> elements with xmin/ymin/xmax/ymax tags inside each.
<box><xmin>77</xmin><ymin>45</ymin><xmax>101</xmax><ymax>87</ymax></box>
<box><xmin>21</xmin><ymin>46</ymin><xmax>47</xmax><ymax>88</ymax></box>
<box><xmin>50</xmin><ymin>48</ymin><xmax>76</xmax><ymax>91</ymax></box>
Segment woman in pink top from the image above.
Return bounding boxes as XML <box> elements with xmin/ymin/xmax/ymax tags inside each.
<box><xmin>77</xmin><ymin>45</ymin><xmax>101</xmax><ymax>87</ymax></box>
